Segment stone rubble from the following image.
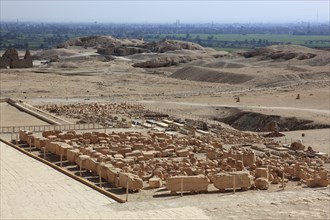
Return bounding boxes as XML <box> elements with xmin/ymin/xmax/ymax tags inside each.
<box><xmin>18</xmin><ymin>129</ymin><xmax>329</xmax><ymax>195</ymax></box>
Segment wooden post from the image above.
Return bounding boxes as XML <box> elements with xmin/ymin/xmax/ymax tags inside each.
<box><xmin>29</xmin><ymin>139</ymin><xmax>32</xmax><ymax>152</ymax></box>
<box><xmin>60</xmin><ymin>154</ymin><xmax>63</xmax><ymax>167</ymax></box>
<box><xmin>126</xmin><ymin>181</ymin><xmax>129</xmax><ymax>202</ymax></box>
<box><xmin>233</xmin><ymin>174</ymin><xmax>236</xmax><ymax>194</ymax></box>
<box><xmin>282</xmin><ymin>171</ymin><xmax>285</xmax><ymax>190</ymax></box>
<box><xmin>79</xmin><ymin>161</ymin><xmax>82</xmax><ymax>177</ymax></box>
<box><xmin>11</xmin><ymin>132</ymin><xmax>13</xmax><ymax>141</ymax></box>
<box><xmin>16</xmin><ymin>134</ymin><xmax>18</xmax><ymax>145</ymax></box>
<box><xmin>181</xmin><ymin>177</ymin><xmax>183</xmax><ymax>197</ymax></box>
<box><xmin>99</xmin><ymin>170</ymin><xmax>102</xmax><ymax>188</ymax></box>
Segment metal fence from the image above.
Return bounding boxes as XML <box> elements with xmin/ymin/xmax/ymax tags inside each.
<box><xmin>0</xmin><ymin>123</ymin><xmax>104</xmax><ymax>134</ymax></box>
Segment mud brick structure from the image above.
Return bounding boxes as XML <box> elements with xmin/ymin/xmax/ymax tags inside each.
<box><xmin>0</xmin><ymin>48</ymin><xmax>33</xmax><ymax>69</ymax></box>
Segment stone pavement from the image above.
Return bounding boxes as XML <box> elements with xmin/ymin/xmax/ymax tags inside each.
<box><xmin>0</xmin><ymin>142</ymin><xmax>210</xmax><ymax>220</ymax></box>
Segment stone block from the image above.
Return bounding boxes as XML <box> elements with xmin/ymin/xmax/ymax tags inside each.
<box><xmin>85</xmin><ymin>157</ymin><xmax>100</xmax><ymax>173</ymax></box>
<box><xmin>149</xmin><ymin>177</ymin><xmax>162</xmax><ymax>188</ymax></box>
<box><xmin>106</xmin><ymin>167</ymin><xmax>121</xmax><ymax>184</ymax></box>
<box><xmin>67</xmin><ymin>149</ymin><xmax>80</xmax><ymax>163</ymax></box>
<box><xmin>166</xmin><ymin>175</ymin><xmax>209</xmax><ymax>193</ymax></box>
<box><xmin>57</xmin><ymin>142</ymin><xmax>73</xmax><ymax>157</ymax></box>
<box><xmin>143</xmin><ymin>151</ymin><xmax>155</xmax><ymax>160</ymax></box>
<box><xmin>176</xmin><ymin>149</ymin><xmax>189</xmax><ymax>157</ymax></box>
<box><xmin>242</xmin><ymin>153</ymin><xmax>256</xmax><ymax>167</ymax></box>
<box><xmin>75</xmin><ymin>155</ymin><xmax>90</xmax><ymax>169</ymax></box>
<box><xmin>34</xmin><ymin>137</ymin><xmax>49</xmax><ymax>149</ymax></box>
<box><xmin>119</xmin><ymin>172</ymin><xmax>143</xmax><ymax>191</ymax></box>
<box><xmin>255</xmin><ymin>167</ymin><xmax>269</xmax><ymax>179</ymax></box>
<box><xmin>212</xmin><ymin>171</ymin><xmax>253</xmax><ymax>190</ymax></box>
<box><xmin>118</xmin><ymin>147</ymin><xmax>132</xmax><ymax>156</ymax></box>
<box><xmin>133</xmin><ymin>143</ymin><xmax>144</xmax><ymax>150</ymax></box>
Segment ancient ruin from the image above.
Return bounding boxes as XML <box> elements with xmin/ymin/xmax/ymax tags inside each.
<box><xmin>0</xmin><ymin>48</ymin><xmax>33</xmax><ymax>69</ymax></box>
<box><xmin>17</xmin><ymin>124</ymin><xmax>329</xmax><ymax>196</ymax></box>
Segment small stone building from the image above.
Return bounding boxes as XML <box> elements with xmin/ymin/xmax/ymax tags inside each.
<box><xmin>0</xmin><ymin>48</ymin><xmax>33</xmax><ymax>69</ymax></box>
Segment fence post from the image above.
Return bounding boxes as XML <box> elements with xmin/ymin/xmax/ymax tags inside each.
<box><xmin>99</xmin><ymin>170</ymin><xmax>102</xmax><ymax>188</ymax></box>
<box><xmin>126</xmin><ymin>181</ymin><xmax>129</xmax><ymax>202</ymax></box>
<box><xmin>181</xmin><ymin>177</ymin><xmax>183</xmax><ymax>197</ymax></box>
<box><xmin>282</xmin><ymin>171</ymin><xmax>285</xmax><ymax>190</ymax></box>
<box><xmin>233</xmin><ymin>174</ymin><xmax>236</xmax><ymax>194</ymax></box>
<box><xmin>79</xmin><ymin>161</ymin><xmax>82</xmax><ymax>177</ymax></box>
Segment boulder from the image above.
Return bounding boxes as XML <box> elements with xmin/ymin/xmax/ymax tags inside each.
<box><xmin>291</xmin><ymin>142</ymin><xmax>305</xmax><ymax>151</ymax></box>
<box><xmin>255</xmin><ymin>177</ymin><xmax>269</xmax><ymax>190</ymax></box>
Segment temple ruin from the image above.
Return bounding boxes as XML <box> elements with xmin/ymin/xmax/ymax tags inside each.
<box><xmin>0</xmin><ymin>48</ymin><xmax>33</xmax><ymax>69</ymax></box>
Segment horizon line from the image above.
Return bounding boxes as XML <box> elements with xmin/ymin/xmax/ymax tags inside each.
<box><xmin>1</xmin><ymin>20</ymin><xmax>329</xmax><ymax>25</ymax></box>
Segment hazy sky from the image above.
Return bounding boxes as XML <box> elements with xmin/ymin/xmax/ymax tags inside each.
<box><xmin>1</xmin><ymin>0</ymin><xmax>329</xmax><ymax>23</ymax></box>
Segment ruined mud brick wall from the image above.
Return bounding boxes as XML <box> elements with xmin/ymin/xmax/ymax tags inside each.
<box><xmin>0</xmin><ymin>49</ymin><xmax>33</xmax><ymax>69</ymax></box>
<box><xmin>19</xmin><ymin>130</ymin><xmax>330</xmax><ymax>194</ymax></box>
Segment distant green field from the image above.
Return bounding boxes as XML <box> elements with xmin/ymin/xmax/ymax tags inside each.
<box><xmin>145</xmin><ymin>33</ymin><xmax>330</xmax><ymax>48</ymax></box>
<box><xmin>1</xmin><ymin>31</ymin><xmax>329</xmax><ymax>50</ymax></box>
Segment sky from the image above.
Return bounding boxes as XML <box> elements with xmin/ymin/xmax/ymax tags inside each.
<box><xmin>1</xmin><ymin>0</ymin><xmax>329</xmax><ymax>23</ymax></box>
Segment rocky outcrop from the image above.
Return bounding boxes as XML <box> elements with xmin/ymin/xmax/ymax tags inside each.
<box><xmin>97</xmin><ymin>46</ymin><xmax>146</xmax><ymax>56</ymax></box>
<box><xmin>133</xmin><ymin>55</ymin><xmax>196</xmax><ymax>68</ymax></box>
<box><xmin>145</xmin><ymin>39</ymin><xmax>204</xmax><ymax>53</ymax></box>
<box><xmin>215</xmin><ymin>110</ymin><xmax>330</xmax><ymax>132</ymax></box>
<box><xmin>242</xmin><ymin>45</ymin><xmax>317</xmax><ymax>61</ymax></box>
<box><xmin>57</xmin><ymin>36</ymin><xmax>204</xmax><ymax>57</ymax></box>
<box><xmin>0</xmin><ymin>48</ymin><xmax>33</xmax><ymax>69</ymax></box>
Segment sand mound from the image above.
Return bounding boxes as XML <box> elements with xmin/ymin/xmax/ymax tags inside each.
<box><xmin>204</xmin><ymin>61</ymin><xmax>245</xmax><ymax>69</ymax></box>
<box><xmin>57</xmin><ymin>62</ymin><xmax>79</xmax><ymax>69</ymax></box>
<box><xmin>170</xmin><ymin>66</ymin><xmax>254</xmax><ymax>84</ymax></box>
<box><xmin>33</xmin><ymin>49</ymin><xmax>77</xmax><ymax>60</ymax></box>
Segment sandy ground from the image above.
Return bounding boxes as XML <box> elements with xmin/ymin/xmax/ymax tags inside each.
<box><xmin>0</xmin><ymin>102</ymin><xmax>49</xmax><ymax>126</ymax></box>
<box><xmin>1</xmin><ymin>67</ymin><xmax>329</xmax><ymax>124</ymax></box>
